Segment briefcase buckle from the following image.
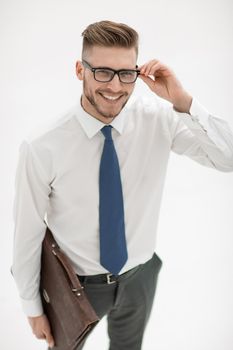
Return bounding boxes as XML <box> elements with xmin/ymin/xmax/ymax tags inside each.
<box><xmin>106</xmin><ymin>273</ymin><xmax>116</xmax><ymax>284</ymax></box>
<box><xmin>43</xmin><ymin>289</ymin><xmax>50</xmax><ymax>303</ymax></box>
<box><xmin>72</xmin><ymin>286</ymin><xmax>84</xmax><ymax>297</ymax></box>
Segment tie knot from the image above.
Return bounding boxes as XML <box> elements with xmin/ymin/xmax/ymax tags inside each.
<box><xmin>101</xmin><ymin>125</ymin><xmax>113</xmax><ymax>141</ymax></box>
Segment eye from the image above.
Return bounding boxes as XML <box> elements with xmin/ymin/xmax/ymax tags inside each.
<box><xmin>120</xmin><ymin>71</ymin><xmax>135</xmax><ymax>77</ymax></box>
<box><xmin>95</xmin><ymin>69</ymin><xmax>113</xmax><ymax>79</ymax></box>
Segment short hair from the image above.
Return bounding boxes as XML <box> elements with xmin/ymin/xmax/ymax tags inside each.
<box><xmin>81</xmin><ymin>20</ymin><xmax>139</xmax><ymax>58</ymax></box>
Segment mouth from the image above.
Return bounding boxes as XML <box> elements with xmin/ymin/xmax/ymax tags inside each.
<box><xmin>99</xmin><ymin>93</ymin><xmax>124</xmax><ymax>103</ymax></box>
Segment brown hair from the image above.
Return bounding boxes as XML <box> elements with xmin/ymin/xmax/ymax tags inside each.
<box><xmin>81</xmin><ymin>20</ymin><xmax>139</xmax><ymax>58</ymax></box>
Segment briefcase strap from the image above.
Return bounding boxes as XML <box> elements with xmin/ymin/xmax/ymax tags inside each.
<box><xmin>44</xmin><ymin>227</ymin><xmax>83</xmax><ymax>293</ymax></box>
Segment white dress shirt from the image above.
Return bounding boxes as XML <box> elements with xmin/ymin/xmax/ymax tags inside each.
<box><xmin>12</xmin><ymin>94</ymin><xmax>233</xmax><ymax>317</ymax></box>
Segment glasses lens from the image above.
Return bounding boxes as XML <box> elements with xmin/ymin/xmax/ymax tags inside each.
<box><xmin>119</xmin><ymin>71</ymin><xmax>138</xmax><ymax>83</ymax></box>
<box><xmin>95</xmin><ymin>69</ymin><xmax>114</xmax><ymax>82</ymax></box>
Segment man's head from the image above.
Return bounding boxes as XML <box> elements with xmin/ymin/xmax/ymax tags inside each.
<box><xmin>76</xmin><ymin>20</ymin><xmax>139</xmax><ymax>123</ymax></box>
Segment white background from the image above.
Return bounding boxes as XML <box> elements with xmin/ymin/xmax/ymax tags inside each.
<box><xmin>1</xmin><ymin>0</ymin><xmax>233</xmax><ymax>349</ymax></box>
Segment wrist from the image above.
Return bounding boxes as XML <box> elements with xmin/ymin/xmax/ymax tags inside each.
<box><xmin>173</xmin><ymin>92</ymin><xmax>193</xmax><ymax>114</ymax></box>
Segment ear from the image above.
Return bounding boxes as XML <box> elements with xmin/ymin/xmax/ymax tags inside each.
<box><xmin>76</xmin><ymin>61</ymin><xmax>84</xmax><ymax>80</ymax></box>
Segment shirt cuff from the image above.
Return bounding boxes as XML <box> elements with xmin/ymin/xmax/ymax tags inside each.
<box><xmin>20</xmin><ymin>295</ymin><xmax>44</xmax><ymax>317</ymax></box>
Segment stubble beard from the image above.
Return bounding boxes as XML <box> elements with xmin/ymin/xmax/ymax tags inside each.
<box><xmin>83</xmin><ymin>79</ymin><xmax>130</xmax><ymax>120</ymax></box>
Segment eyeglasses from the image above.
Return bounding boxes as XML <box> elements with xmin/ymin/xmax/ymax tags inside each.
<box><xmin>82</xmin><ymin>60</ymin><xmax>140</xmax><ymax>84</ymax></box>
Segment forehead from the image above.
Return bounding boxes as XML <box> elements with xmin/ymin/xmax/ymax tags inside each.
<box><xmin>85</xmin><ymin>46</ymin><xmax>137</xmax><ymax>69</ymax></box>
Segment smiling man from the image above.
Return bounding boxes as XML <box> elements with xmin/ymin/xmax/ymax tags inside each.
<box><xmin>12</xmin><ymin>20</ymin><xmax>233</xmax><ymax>350</ymax></box>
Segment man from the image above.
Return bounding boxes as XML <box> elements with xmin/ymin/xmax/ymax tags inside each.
<box><xmin>12</xmin><ymin>20</ymin><xmax>233</xmax><ymax>350</ymax></box>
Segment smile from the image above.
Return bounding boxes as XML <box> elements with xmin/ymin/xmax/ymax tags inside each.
<box><xmin>99</xmin><ymin>93</ymin><xmax>123</xmax><ymax>101</ymax></box>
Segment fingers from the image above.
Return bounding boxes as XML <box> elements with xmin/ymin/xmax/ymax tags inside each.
<box><xmin>138</xmin><ymin>74</ymin><xmax>155</xmax><ymax>90</ymax></box>
<box><xmin>139</xmin><ymin>59</ymin><xmax>159</xmax><ymax>77</ymax></box>
<box><xmin>138</xmin><ymin>59</ymin><xmax>172</xmax><ymax>78</ymax></box>
<box><xmin>28</xmin><ymin>314</ymin><xmax>55</xmax><ymax>348</ymax></box>
<box><xmin>46</xmin><ymin>330</ymin><xmax>55</xmax><ymax>349</ymax></box>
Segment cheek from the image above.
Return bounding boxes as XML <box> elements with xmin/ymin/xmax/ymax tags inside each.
<box><xmin>83</xmin><ymin>78</ymin><xmax>97</xmax><ymax>93</ymax></box>
<box><xmin>123</xmin><ymin>85</ymin><xmax>135</xmax><ymax>97</ymax></box>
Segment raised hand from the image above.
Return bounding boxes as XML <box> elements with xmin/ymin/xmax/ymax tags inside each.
<box><xmin>138</xmin><ymin>59</ymin><xmax>192</xmax><ymax>113</ymax></box>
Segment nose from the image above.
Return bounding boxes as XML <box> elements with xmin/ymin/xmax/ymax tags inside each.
<box><xmin>105</xmin><ymin>73</ymin><xmax>123</xmax><ymax>91</ymax></box>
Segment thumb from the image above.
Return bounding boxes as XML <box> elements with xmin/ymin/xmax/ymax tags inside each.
<box><xmin>45</xmin><ymin>329</ymin><xmax>55</xmax><ymax>348</ymax></box>
<box><xmin>138</xmin><ymin>74</ymin><xmax>156</xmax><ymax>91</ymax></box>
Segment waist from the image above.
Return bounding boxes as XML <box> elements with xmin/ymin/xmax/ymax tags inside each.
<box><xmin>77</xmin><ymin>264</ymin><xmax>142</xmax><ymax>285</ymax></box>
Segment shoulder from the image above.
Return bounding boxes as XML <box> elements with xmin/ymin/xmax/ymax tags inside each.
<box><xmin>24</xmin><ymin>105</ymin><xmax>79</xmax><ymax>147</ymax></box>
<box><xmin>17</xmin><ymin>106</ymin><xmax>81</xmax><ymax>175</ymax></box>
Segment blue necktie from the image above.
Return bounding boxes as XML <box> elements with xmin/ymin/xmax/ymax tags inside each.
<box><xmin>99</xmin><ymin>125</ymin><xmax>128</xmax><ymax>275</ymax></box>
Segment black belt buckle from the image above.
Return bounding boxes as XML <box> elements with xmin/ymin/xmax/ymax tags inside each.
<box><xmin>106</xmin><ymin>273</ymin><xmax>116</xmax><ymax>284</ymax></box>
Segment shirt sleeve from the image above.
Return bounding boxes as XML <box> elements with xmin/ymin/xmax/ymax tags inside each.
<box><xmin>12</xmin><ymin>140</ymin><xmax>52</xmax><ymax>317</ymax></box>
<box><xmin>170</xmin><ymin>98</ymin><xmax>233</xmax><ymax>171</ymax></box>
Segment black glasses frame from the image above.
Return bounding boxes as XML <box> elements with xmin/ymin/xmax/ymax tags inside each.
<box><xmin>82</xmin><ymin>60</ymin><xmax>140</xmax><ymax>84</ymax></box>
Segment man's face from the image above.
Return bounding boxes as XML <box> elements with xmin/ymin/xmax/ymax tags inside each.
<box><xmin>76</xmin><ymin>46</ymin><xmax>138</xmax><ymax>123</ymax></box>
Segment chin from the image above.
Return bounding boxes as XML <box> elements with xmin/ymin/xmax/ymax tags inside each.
<box><xmin>97</xmin><ymin>107</ymin><xmax>122</xmax><ymax>120</ymax></box>
<box><xmin>102</xmin><ymin>112</ymin><xmax>120</xmax><ymax>120</ymax></box>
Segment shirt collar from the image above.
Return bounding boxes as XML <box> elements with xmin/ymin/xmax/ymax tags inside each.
<box><xmin>75</xmin><ymin>97</ymin><xmax>127</xmax><ymax>139</ymax></box>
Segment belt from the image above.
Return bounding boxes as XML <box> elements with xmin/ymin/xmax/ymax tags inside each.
<box><xmin>78</xmin><ymin>264</ymin><xmax>141</xmax><ymax>285</ymax></box>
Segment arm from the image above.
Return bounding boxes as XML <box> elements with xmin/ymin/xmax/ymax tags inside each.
<box><xmin>171</xmin><ymin>98</ymin><xmax>233</xmax><ymax>171</ymax></box>
<box><xmin>12</xmin><ymin>140</ymin><xmax>54</xmax><ymax>347</ymax></box>
<box><xmin>138</xmin><ymin>59</ymin><xmax>233</xmax><ymax>171</ymax></box>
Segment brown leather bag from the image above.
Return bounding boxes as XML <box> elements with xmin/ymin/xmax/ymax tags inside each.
<box><xmin>40</xmin><ymin>226</ymin><xmax>99</xmax><ymax>350</ymax></box>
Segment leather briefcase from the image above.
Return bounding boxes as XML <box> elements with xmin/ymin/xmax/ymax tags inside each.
<box><xmin>40</xmin><ymin>226</ymin><xmax>99</xmax><ymax>350</ymax></box>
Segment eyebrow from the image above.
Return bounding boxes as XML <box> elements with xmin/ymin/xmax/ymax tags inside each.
<box><xmin>95</xmin><ymin>65</ymin><xmax>138</xmax><ymax>70</ymax></box>
<box><xmin>83</xmin><ymin>60</ymin><xmax>138</xmax><ymax>71</ymax></box>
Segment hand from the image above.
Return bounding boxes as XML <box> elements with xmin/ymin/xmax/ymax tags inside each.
<box><xmin>28</xmin><ymin>314</ymin><xmax>55</xmax><ymax>348</ymax></box>
<box><xmin>138</xmin><ymin>59</ymin><xmax>192</xmax><ymax>113</ymax></box>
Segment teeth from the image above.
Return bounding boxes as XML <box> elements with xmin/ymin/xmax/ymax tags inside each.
<box><xmin>102</xmin><ymin>94</ymin><xmax>120</xmax><ymax>100</ymax></box>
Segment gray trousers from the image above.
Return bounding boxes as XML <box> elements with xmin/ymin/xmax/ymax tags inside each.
<box><xmin>77</xmin><ymin>252</ymin><xmax>162</xmax><ymax>350</ymax></box>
